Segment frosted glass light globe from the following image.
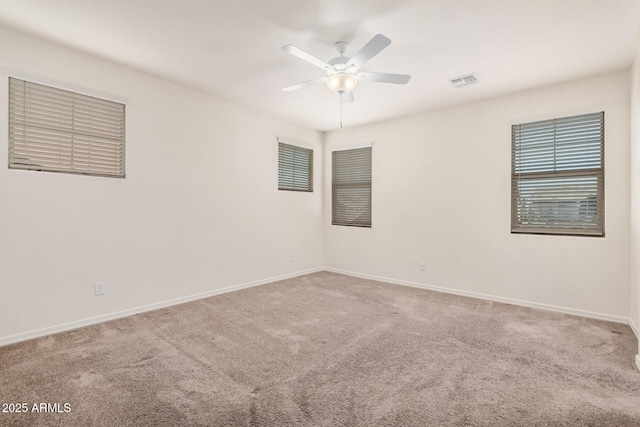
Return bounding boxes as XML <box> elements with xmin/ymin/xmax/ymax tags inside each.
<box><xmin>326</xmin><ymin>73</ymin><xmax>358</xmax><ymax>94</ymax></box>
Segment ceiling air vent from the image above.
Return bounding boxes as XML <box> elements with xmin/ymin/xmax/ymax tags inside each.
<box><xmin>450</xmin><ymin>73</ymin><xmax>479</xmax><ymax>88</ymax></box>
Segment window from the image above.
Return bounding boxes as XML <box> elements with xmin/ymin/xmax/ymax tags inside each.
<box><xmin>511</xmin><ymin>112</ymin><xmax>604</xmax><ymax>236</ymax></box>
<box><xmin>9</xmin><ymin>77</ymin><xmax>125</xmax><ymax>178</ymax></box>
<box><xmin>332</xmin><ymin>146</ymin><xmax>372</xmax><ymax>227</ymax></box>
<box><xmin>278</xmin><ymin>142</ymin><xmax>313</xmax><ymax>192</ymax></box>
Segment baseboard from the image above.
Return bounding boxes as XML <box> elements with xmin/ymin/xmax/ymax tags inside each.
<box><xmin>630</xmin><ymin>318</ymin><xmax>639</xmax><ymax>340</ymax></box>
<box><xmin>2</xmin><ymin>266</ymin><xmax>633</xmax><ymax>350</ymax></box>
<box><xmin>631</xmin><ymin>319</ymin><xmax>640</xmax><ymax>372</ymax></box>
<box><xmin>325</xmin><ymin>267</ymin><xmax>629</xmax><ymax>325</ymax></box>
<box><xmin>0</xmin><ymin>267</ymin><xmax>323</xmax><ymax>347</ymax></box>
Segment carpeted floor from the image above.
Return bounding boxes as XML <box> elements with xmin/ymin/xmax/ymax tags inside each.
<box><xmin>1</xmin><ymin>271</ymin><xmax>639</xmax><ymax>426</ymax></box>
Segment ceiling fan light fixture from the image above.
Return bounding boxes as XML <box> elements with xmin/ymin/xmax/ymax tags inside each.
<box><xmin>326</xmin><ymin>72</ymin><xmax>358</xmax><ymax>94</ymax></box>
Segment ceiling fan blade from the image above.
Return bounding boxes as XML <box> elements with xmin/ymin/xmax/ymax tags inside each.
<box><xmin>357</xmin><ymin>72</ymin><xmax>411</xmax><ymax>84</ymax></box>
<box><xmin>282</xmin><ymin>77</ymin><xmax>326</xmax><ymax>92</ymax></box>
<box><xmin>282</xmin><ymin>44</ymin><xmax>333</xmax><ymax>71</ymax></box>
<box><xmin>346</xmin><ymin>34</ymin><xmax>391</xmax><ymax>69</ymax></box>
<box><xmin>341</xmin><ymin>92</ymin><xmax>354</xmax><ymax>104</ymax></box>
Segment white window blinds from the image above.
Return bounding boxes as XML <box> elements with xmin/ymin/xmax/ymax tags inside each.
<box><xmin>9</xmin><ymin>77</ymin><xmax>126</xmax><ymax>178</ymax></box>
<box><xmin>332</xmin><ymin>146</ymin><xmax>372</xmax><ymax>227</ymax></box>
<box><xmin>511</xmin><ymin>112</ymin><xmax>604</xmax><ymax>236</ymax></box>
<box><xmin>278</xmin><ymin>142</ymin><xmax>313</xmax><ymax>192</ymax></box>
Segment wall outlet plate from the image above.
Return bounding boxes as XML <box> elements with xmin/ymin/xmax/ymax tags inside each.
<box><xmin>95</xmin><ymin>282</ymin><xmax>105</xmax><ymax>296</ymax></box>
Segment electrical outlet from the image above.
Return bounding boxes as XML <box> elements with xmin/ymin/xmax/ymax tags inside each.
<box><xmin>419</xmin><ymin>261</ymin><xmax>425</xmax><ymax>271</ymax></box>
<box><xmin>95</xmin><ymin>282</ymin><xmax>105</xmax><ymax>296</ymax></box>
<box><xmin>290</xmin><ymin>253</ymin><xmax>295</xmax><ymax>262</ymax></box>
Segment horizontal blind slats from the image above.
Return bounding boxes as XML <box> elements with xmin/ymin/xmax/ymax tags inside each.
<box><xmin>278</xmin><ymin>142</ymin><xmax>313</xmax><ymax>192</ymax></box>
<box><xmin>8</xmin><ymin>77</ymin><xmax>126</xmax><ymax>178</ymax></box>
<box><xmin>511</xmin><ymin>112</ymin><xmax>603</xmax><ymax>236</ymax></box>
<box><xmin>10</xmin><ymin>112</ymin><xmax>125</xmax><ymax>139</ymax></box>
<box><xmin>10</xmin><ymin>82</ymin><xmax>124</xmax><ymax>112</ymax></box>
<box><xmin>9</xmin><ymin>96</ymin><xmax>124</xmax><ymax>133</ymax></box>
<box><xmin>332</xmin><ymin>147</ymin><xmax>372</xmax><ymax>227</ymax></box>
<box><xmin>10</xmin><ymin>132</ymin><xmax>125</xmax><ymax>151</ymax></box>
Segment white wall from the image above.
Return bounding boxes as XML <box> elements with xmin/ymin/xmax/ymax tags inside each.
<box><xmin>1</xmin><ymin>24</ymin><xmax>635</xmax><ymax>354</ymax></box>
<box><xmin>324</xmin><ymin>72</ymin><xmax>630</xmax><ymax>322</ymax></box>
<box><xmin>0</xmin><ymin>26</ymin><xmax>324</xmax><ymax>344</ymax></box>
<box><xmin>630</xmin><ymin>42</ymin><xmax>640</xmax><ymax>366</ymax></box>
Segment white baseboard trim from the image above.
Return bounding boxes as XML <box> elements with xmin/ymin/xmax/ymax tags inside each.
<box><xmin>325</xmin><ymin>267</ymin><xmax>630</xmax><ymax>325</ymax></box>
<box><xmin>631</xmin><ymin>319</ymin><xmax>640</xmax><ymax>372</ymax></box>
<box><xmin>0</xmin><ymin>267</ymin><xmax>323</xmax><ymax>348</ymax></box>
<box><xmin>630</xmin><ymin>318</ymin><xmax>639</xmax><ymax>340</ymax></box>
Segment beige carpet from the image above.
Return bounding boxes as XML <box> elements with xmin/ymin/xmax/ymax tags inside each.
<box><xmin>1</xmin><ymin>271</ymin><xmax>639</xmax><ymax>426</ymax></box>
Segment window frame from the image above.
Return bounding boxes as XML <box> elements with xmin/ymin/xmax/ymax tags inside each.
<box><xmin>278</xmin><ymin>141</ymin><xmax>313</xmax><ymax>192</ymax></box>
<box><xmin>511</xmin><ymin>111</ymin><xmax>604</xmax><ymax>237</ymax></box>
<box><xmin>332</xmin><ymin>146</ymin><xmax>372</xmax><ymax>228</ymax></box>
<box><xmin>8</xmin><ymin>77</ymin><xmax>126</xmax><ymax>178</ymax></box>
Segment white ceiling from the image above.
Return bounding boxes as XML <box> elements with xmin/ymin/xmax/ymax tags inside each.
<box><xmin>0</xmin><ymin>0</ymin><xmax>638</xmax><ymax>131</ymax></box>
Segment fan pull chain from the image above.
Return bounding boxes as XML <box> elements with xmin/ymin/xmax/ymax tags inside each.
<box><xmin>340</xmin><ymin>94</ymin><xmax>343</xmax><ymax>128</ymax></box>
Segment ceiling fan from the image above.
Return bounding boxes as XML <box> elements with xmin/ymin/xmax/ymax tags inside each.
<box><xmin>281</xmin><ymin>34</ymin><xmax>411</xmax><ymax>103</ymax></box>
